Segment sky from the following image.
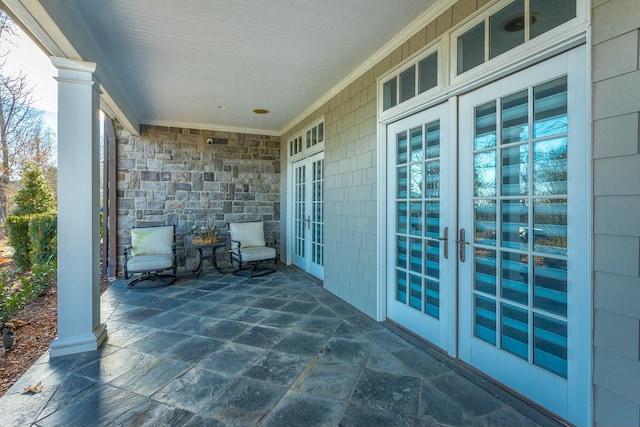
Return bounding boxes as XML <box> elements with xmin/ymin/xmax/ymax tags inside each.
<box><xmin>4</xmin><ymin>24</ymin><xmax>57</xmax><ymax>131</ymax></box>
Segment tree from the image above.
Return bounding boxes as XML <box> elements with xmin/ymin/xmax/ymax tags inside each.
<box><xmin>11</xmin><ymin>161</ymin><xmax>55</xmax><ymax>215</ymax></box>
<box><xmin>0</xmin><ymin>12</ymin><xmax>55</xmax><ymax>221</ymax></box>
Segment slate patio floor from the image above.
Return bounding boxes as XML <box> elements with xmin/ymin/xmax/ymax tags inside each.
<box><xmin>0</xmin><ymin>263</ymin><xmax>566</xmax><ymax>426</ymax></box>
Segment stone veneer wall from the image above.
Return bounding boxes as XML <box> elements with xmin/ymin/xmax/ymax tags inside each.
<box><xmin>115</xmin><ymin>123</ymin><xmax>280</xmax><ymax>274</ymax></box>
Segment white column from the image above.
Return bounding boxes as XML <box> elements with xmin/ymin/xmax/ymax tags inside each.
<box><xmin>50</xmin><ymin>58</ymin><xmax>107</xmax><ymax>357</ymax></box>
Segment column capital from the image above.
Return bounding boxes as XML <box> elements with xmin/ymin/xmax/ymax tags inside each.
<box><xmin>51</xmin><ymin>57</ymin><xmax>96</xmax><ymax>73</ymax></box>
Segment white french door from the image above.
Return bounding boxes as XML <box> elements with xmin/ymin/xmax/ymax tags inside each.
<box><xmin>386</xmin><ymin>102</ymin><xmax>456</xmax><ymax>355</ymax></box>
<box><xmin>386</xmin><ymin>46</ymin><xmax>589</xmax><ymax>425</ymax></box>
<box><xmin>291</xmin><ymin>152</ymin><xmax>325</xmax><ymax>280</ymax></box>
<box><xmin>458</xmin><ymin>47</ymin><xmax>589</xmax><ymax>425</ymax></box>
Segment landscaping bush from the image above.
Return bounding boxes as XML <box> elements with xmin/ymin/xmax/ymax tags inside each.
<box><xmin>29</xmin><ymin>213</ymin><xmax>57</xmax><ymax>267</ymax></box>
<box><xmin>5</xmin><ymin>215</ymin><xmax>31</xmax><ymax>270</ymax></box>
<box><xmin>0</xmin><ymin>261</ymin><xmax>56</xmax><ymax>325</ymax></box>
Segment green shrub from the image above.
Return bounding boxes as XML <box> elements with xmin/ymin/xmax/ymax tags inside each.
<box><xmin>29</xmin><ymin>212</ymin><xmax>57</xmax><ymax>267</ymax></box>
<box><xmin>12</xmin><ymin>162</ymin><xmax>56</xmax><ymax>216</ymax></box>
<box><xmin>5</xmin><ymin>215</ymin><xmax>31</xmax><ymax>270</ymax></box>
<box><xmin>0</xmin><ymin>261</ymin><xmax>56</xmax><ymax>325</ymax></box>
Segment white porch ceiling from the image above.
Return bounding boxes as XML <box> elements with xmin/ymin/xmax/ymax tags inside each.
<box><xmin>27</xmin><ymin>0</ymin><xmax>438</xmax><ymax>135</ymax></box>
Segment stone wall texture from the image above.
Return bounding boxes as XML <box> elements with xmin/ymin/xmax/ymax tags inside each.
<box><xmin>115</xmin><ymin>124</ymin><xmax>280</xmax><ymax>272</ymax></box>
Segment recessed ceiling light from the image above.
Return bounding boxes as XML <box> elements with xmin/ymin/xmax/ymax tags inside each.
<box><xmin>218</xmin><ymin>105</ymin><xmax>227</xmax><ymax>110</ymax></box>
<box><xmin>253</xmin><ymin>108</ymin><xmax>270</xmax><ymax>114</ymax></box>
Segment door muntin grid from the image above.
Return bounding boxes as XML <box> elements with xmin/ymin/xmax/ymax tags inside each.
<box><xmin>471</xmin><ymin>76</ymin><xmax>569</xmax><ymax>378</ymax></box>
<box><xmin>395</xmin><ymin>120</ymin><xmax>441</xmax><ymax>319</ymax></box>
<box><xmin>311</xmin><ymin>158</ymin><xmax>324</xmax><ymax>267</ymax></box>
<box><xmin>294</xmin><ymin>164</ymin><xmax>306</xmax><ymax>258</ymax></box>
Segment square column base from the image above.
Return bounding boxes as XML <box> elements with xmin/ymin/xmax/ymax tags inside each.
<box><xmin>49</xmin><ymin>323</ymin><xmax>107</xmax><ymax>358</ymax></box>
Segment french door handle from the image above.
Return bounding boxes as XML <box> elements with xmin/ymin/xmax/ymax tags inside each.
<box><xmin>304</xmin><ymin>216</ymin><xmax>311</xmax><ymax>230</ymax></box>
<box><xmin>437</xmin><ymin>227</ymin><xmax>448</xmax><ymax>259</ymax></box>
<box><xmin>456</xmin><ymin>228</ymin><xmax>469</xmax><ymax>262</ymax></box>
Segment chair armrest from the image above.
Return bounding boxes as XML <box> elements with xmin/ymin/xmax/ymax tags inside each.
<box><xmin>124</xmin><ymin>246</ymin><xmax>132</xmax><ymax>261</ymax></box>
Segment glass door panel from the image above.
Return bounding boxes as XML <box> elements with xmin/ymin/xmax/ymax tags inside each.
<box><xmin>387</xmin><ymin>102</ymin><xmax>454</xmax><ymax>355</ymax></box>
<box><xmin>291</xmin><ymin>152</ymin><xmax>324</xmax><ymax>280</ymax></box>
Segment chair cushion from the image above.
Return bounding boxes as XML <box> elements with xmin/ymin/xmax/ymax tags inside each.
<box><xmin>233</xmin><ymin>246</ymin><xmax>276</xmax><ymax>262</ymax></box>
<box><xmin>126</xmin><ymin>254</ymin><xmax>174</xmax><ymax>273</ymax></box>
<box><xmin>229</xmin><ymin>222</ymin><xmax>266</xmax><ymax>248</ymax></box>
<box><xmin>131</xmin><ymin>226</ymin><xmax>174</xmax><ymax>256</ymax></box>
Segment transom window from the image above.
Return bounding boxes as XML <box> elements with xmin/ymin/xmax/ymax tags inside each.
<box><xmin>457</xmin><ymin>0</ymin><xmax>576</xmax><ymax>75</ymax></box>
<box><xmin>289</xmin><ymin>118</ymin><xmax>325</xmax><ymax>158</ymax></box>
<box><xmin>383</xmin><ymin>48</ymin><xmax>439</xmax><ymax>111</ymax></box>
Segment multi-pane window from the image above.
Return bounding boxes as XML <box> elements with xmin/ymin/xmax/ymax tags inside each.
<box><xmin>458</xmin><ymin>0</ymin><xmax>576</xmax><ymax>75</ymax></box>
<box><xmin>289</xmin><ymin>119</ymin><xmax>325</xmax><ymax>158</ymax></box>
<box><xmin>383</xmin><ymin>50</ymin><xmax>438</xmax><ymax>111</ymax></box>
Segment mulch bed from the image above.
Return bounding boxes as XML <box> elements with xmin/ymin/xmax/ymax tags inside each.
<box><xmin>0</xmin><ymin>237</ymin><xmax>112</xmax><ymax>397</ymax></box>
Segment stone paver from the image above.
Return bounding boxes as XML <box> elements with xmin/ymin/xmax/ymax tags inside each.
<box><xmin>0</xmin><ymin>264</ymin><xmax>565</xmax><ymax>426</ymax></box>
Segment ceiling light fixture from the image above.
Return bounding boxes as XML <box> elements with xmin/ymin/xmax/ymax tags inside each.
<box><xmin>253</xmin><ymin>108</ymin><xmax>270</xmax><ymax>114</ymax></box>
<box><xmin>218</xmin><ymin>105</ymin><xmax>227</xmax><ymax>110</ymax></box>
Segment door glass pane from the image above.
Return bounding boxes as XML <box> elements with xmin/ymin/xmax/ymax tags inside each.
<box><xmin>458</xmin><ymin>21</ymin><xmax>485</xmax><ymax>74</ymax></box>
<box><xmin>425</xmin><ymin>161</ymin><xmax>440</xmax><ymax>198</ymax></box>
<box><xmin>397</xmin><ymin>236</ymin><xmax>407</xmax><ymax>269</ymax></box>
<box><xmin>475</xmin><ymin>249</ymin><xmax>497</xmax><ymax>295</ymax></box>
<box><xmin>426</xmin><ymin>279</ymin><xmax>440</xmax><ymax>318</ymax></box>
<box><xmin>409</xmin><ymin>202</ymin><xmax>422</xmax><ymax>236</ymax></box>
<box><xmin>534</xmin><ymin>77</ymin><xmax>567</xmax><ymax>138</ymax></box>
<box><xmin>409</xmin><ymin>238</ymin><xmax>422</xmax><ymax>273</ymax></box>
<box><xmin>397</xmin><ymin>131</ymin><xmax>408</xmax><ymax>164</ymax></box>
<box><xmin>530</xmin><ymin>0</ymin><xmax>576</xmax><ymax>39</ymax></box>
<box><xmin>410</xmin><ymin>127</ymin><xmax>423</xmax><ymax>161</ymax></box>
<box><xmin>475</xmin><ymin>102</ymin><xmax>497</xmax><ymax>149</ymax></box>
<box><xmin>425</xmin><ymin>121</ymin><xmax>440</xmax><ymax>159</ymax></box>
<box><xmin>409</xmin><ymin>274</ymin><xmax>422</xmax><ymax>311</ymax></box>
<box><xmin>501</xmin><ymin>145</ymin><xmax>528</xmax><ymax>196</ymax></box>
<box><xmin>400</xmin><ymin>66</ymin><xmax>416</xmax><ymax>103</ymax></box>
<box><xmin>474</xmin><ymin>152</ymin><xmax>497</xmax><ymax>197</ymax></box>
<box><xmin>502</xmin><ymin>90</ymin><xmax>529</xmax><ymax>144</ymax></box>
<box><xmin>397</xmin><ymin>166</ymin><xmax>407</xmax><ymax>198</ymax></box>
<box><xmin>397</xmin><ymin>202</ymin><xmax>408</xmax><ymax>234</ymax></box>
<box><xmin>501</xmin><ymin>251</ymin><xmax>528</xmax><ymax>305</ymax></box>
<box><xmin>425</xmin><ymin>240</ymin><xmax>440</xmax><ymax>279</ymax></box>
<box><xmin>534</xmin><ymin>257</ymin><xmax>567</xmax><ymax>316</ymax></box>
<box><xmin>475</xmin><ymin>295</ymin><xmax>497</xmax><ymax>345</ymax></box>
<box><xmin>475</xmin><ymin>199</ymin><xmax>496</xmax><ymax>245</ymax></box>
<box><xmin>425</xmin><ymin>201</ymin><xmax>440</xmax><ymax>238</ymax></box>
<box><xmin>501</xmin><ymin>199</ymin><xmax>528</xmax><ymax>249</ymax></box>
<box><xmin>396</xmin><ymin>270</ymin><xmax>407</xmax><ymax>303</ymax></box>
<box><xmin>490</xmin><ymin>0</ymin><xmax>525</xmax><ymax>59</ymax></box>
<box><xmin>534</xmin><ymin>314</ymin><xmax>567</xmax><ymax>378</ymax></box>
<box><xmin>501</xmin><ymin>303</ymin><xmax>529</xmax><ymax>360</ymax></box>
<box><xmin>533</xmin><ymin>198</ymin><xmax>567</xmax><ymax>254</ymax></box>
<box><xmin>418</xmin><ymin>52</ymin><xmax>438</xmax><ymax>94</ymax></box>
<box><xmin>410</xmin><ymin>164</ymin><xmax>423</xmax><ymax>199</ymax></box>
<box><xmin>534</xmin><ymin>138</ymin><xmax>567</xmax><ymax>195</ymax></box>
<box><xmin>383</xmin><ymin>77</ymin><xmax>397</xmax><ymax>111</ymax></box>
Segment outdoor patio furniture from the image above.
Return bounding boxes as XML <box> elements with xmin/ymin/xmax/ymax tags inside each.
<box><xmin>228</xmin><ymin>221</ymin><xmax>276</xmax><ymax>277</ymax></box>
<box><xmin>123</xmin><ymin>225</ymin><xmax>177</xmax><ymax>287</ymax></box>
